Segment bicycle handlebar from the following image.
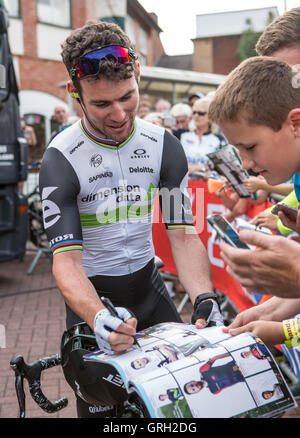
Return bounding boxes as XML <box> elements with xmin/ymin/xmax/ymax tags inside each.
<box><xmin>10</xmin><ymin>354</ymin><xmax>68</xmax><ymax>418</ymax></box>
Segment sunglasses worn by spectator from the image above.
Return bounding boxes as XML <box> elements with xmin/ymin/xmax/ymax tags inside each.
<box><xmin>193</xmin><ymin>111</ymin><xmax>207</xmax><ymax>116</ymax></box>
<box><xmin>70</xmin><ymin>45</ymin><xmax>136</xmax><ymax>79</ymax></box>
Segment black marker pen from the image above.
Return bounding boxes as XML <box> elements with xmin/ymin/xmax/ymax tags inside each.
<box><xmin>101</xmin><ymin>296</ymin><xmax>141</xmax><ymax>350</ymax></box>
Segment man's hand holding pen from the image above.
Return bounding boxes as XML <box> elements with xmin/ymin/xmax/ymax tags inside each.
<box><xmin>93</xmin><ymin>297</ymin><xmax>140</xmax><ymax>354</ymax></box>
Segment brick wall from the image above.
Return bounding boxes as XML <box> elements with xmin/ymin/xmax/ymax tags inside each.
<box><xmin>19</xmin><ymin>0</ymin><xmax>69</xmax><ymax>102</ymax></box>
<box><xmin>19</xmin><ymin>57</ymin><xmax>69</xmax><ymax>101</ymax></box>
<box><xmin>147</xmin><ymin>28</ymin><xmax>165</xmax><ymax>66</ymax></box>
<box><xmin>192</xmin><ymin>34</ymin><xmax>241</xmax><ymax>75</ymax></box>
<box><xmin>21</xmin><ymin>0</ymin><xmax>38</xmax><ymax>57</ymax></box>
<box><xmin>192</xmin><ymin>39</ymin><xmax>213</xmax><ymax>73</ymax></box>
<box><xmin>71</xmin><ymin>0</ymin><xmax>98</xmax><ymax>29</ymax></box>
<box><xmin>15</xmin><ymin>0</ymin><xmax>165</xmax><ymax>107</ymax></box>
<box><xmin>213</xmin><ymin>35</ymin><xmax>241</xmax><ymax>75</ymax></box>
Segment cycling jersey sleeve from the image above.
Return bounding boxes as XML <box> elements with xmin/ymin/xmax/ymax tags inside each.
<box><xmin>39</xmin><ymin>147</ymin><xmax>83</xmax><ymax>256</ymax></box>
<box><xmin>159</xmin><ymin>130</ymin><xmax>195</xmax><ymax>230</ymax></box>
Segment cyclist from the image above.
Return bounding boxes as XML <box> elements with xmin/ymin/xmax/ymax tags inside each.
<box><xmin>39</xmin><ymin>21</ymin><xmax>222</xmax><ymax>417</ymax></box>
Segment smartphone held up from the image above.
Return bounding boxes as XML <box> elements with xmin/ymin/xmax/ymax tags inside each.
<box><xmin>206</xmin><ymin>214</ymin><xmax>250</xmax><ymax>249</ymax></box>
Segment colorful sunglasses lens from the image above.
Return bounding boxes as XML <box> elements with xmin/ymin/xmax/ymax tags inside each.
<box><xmin>75</xmin><ymin>46</ymin><xmax>134</xmax><ymax>78</ymax></box>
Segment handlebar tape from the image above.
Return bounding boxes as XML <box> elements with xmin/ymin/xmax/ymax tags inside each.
<box><xmin>10</xmin><ymin>354</ymin><xmax>68</xmax><ymax>417</ymax></box>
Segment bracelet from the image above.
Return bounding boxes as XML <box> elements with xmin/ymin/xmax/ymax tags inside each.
<box><xmin>193</xmin><ymin>293</ymin><xmax>220</xmax><ymax>311</ymax></box>
<box><xmin>282</xmin><ymin>319</ymin><xmax>300</xmax><ymax>348</ymax></box>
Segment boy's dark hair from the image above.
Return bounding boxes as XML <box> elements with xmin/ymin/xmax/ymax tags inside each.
<box><xmin>256</xmin><ymin>7</ymin><xmax>300</xmax><ymax>56</ymax></box>
<box><xmin>208</xmin><ymin>56</ymin><xmax>300</xmax><ymax>131</ymax></box>
<box><xmin>61</xmin><ymin>20</ymin><xmax>137</xmax><ymax>94</ymax></box>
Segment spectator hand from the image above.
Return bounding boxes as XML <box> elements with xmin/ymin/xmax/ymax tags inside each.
<box><xmin>223</xmin><ymin>320</ymin><xmax>285</xmax><ymax>347</ymax></box>
<box><xmin>250</xmin><ymin>212</ymin><xmax>278</xmax><ymax>231</ymax></box>
<box><xmin>243</xmin><ymin>175</ymin><xmax>265</xmax><ymax>193</ymax></box>
<box><xmin>220</xmin><ymin>230</ymin><xmax>300</xmax><ymax>299</ymax></box>
<box><xmin>223</xmin><ymin>305</ymin><xmax>273</xmax><ymax>334</ymax></box>
<box><xmin>288</xmin><ymin>234</ymin><xmax>300</xmax><ymax>243</ymax></box>
<box><xmin>94</xmin><ymin>307</ymin><xmax>137</xmax><ymax>354</ymax></box>
<box><xmin>278</xmin><ymin>204</ymin><xmax>300</xmax><ymax>235</ymax></box>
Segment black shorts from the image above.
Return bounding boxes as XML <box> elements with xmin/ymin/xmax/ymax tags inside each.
<box><xmin>65</xmin><ymin>258</ymin><xmax>182</xmax><ymax>418</ymax></box>
<box><xmin>66</xmin><ymin>258</ymin><xmax>182</xmax><ymax>330</ymax></box>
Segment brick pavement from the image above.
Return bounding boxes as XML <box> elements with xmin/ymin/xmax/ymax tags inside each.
<box><xmin>0</xmin><ymin>249</ymin><xmax>77</xmax><ymax>418</ymax></box>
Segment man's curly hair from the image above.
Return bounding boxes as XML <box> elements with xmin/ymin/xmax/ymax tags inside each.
<box><xmin>61</xmin><ymin>20</ymin><xmax>138</xmax><ymax>82</ymax></box>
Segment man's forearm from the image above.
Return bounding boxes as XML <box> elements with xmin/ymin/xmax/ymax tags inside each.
<box><xmin>53</xmin><ymin>255</ymin><xmax>104</xmax><ymax>329</ymax></box>
<box><xmin>168</xmin><ymin>228</ymin><xmax>213</xmax><ymax>304</ymax></box>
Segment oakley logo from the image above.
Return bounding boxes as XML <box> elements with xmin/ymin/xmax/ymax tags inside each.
<box><xmin>90</xmin><ymin>154</ymin><xmax>102</xmax><ymax>168</ymax></box>
<box><xmin>41</xmin><ymin>187</ymin><xmax>61</xmax><ymax>229</ymax></box>
<box><xmin>131</xmin><ymin>148</ymin><xmax>150</xmax><ymax>159</ymax></box>
<box><xmin>134</xmin><ymin>148</ymin><xmax>146</xmax><ymax>155</ymax></box>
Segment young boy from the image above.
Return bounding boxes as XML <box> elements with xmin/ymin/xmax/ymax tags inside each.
<box><xmin>208</xmin><ymin>56</ymin><xmax>300</xmax><ymax>189</ymax></box>
<box><xmin>207</xmin><ymin>56</ymin><xmax>300</xmax><ymax>345</ymax></box>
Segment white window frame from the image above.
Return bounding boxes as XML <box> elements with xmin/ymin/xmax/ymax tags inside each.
<box><xmin>125</xmin><ymin>14</ymin><xmax>136</xmax><ymax>45</ymax></box>
<box><xmin>37</xmin><ymin>0</ymin><xmax>71</xmax><ymax>28</ymax></box>
<box><xmin>139</xmin><ymin>26</ymin><xmax>148</xmax><ymax>66</ymax></box>
<box><xmin>4</xmin><ymin>0</ymin><xmax>20</xmax><ymax>18</ymax></box>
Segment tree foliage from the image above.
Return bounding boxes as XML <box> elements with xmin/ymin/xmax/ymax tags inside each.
<box><xmin>236</xmin><ymin>18</ymin><xmax>262</xmax><ymax>61</ymax></box>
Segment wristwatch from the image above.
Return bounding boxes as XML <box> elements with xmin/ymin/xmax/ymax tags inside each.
<box><xmin>193</xmin><ymin>293</ymin><xmax>220</xmax><ymax>310</ymax></box>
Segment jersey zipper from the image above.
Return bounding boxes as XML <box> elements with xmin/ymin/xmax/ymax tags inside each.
<box><xmin>116</xmin><ymin>148</ymin><xmax>133</xmax><ymax>274</ymax></box>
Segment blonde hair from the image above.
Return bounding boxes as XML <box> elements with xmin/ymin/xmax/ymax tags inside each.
<box><xmin>144</xmin><ymin>112</ymin><xmax>163</xmax><ymax>127</ymax></box>
<box><xmin>193</xmin><ymin>98</ymin><xmax>219</xmax><ymax>134</ymax></box>
<box><xmin>170</xmin><ymin>103</ymin><xmax>192</xmax><ymax>118</ymax></box>
<box><xmin>208</xmin><ymin>56</ymin><xmax>300</xmax><ymax>131</ymax></box>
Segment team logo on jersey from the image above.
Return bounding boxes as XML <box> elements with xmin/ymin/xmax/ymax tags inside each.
<box><xmin>90</xmin><ymin>153</ymin><xmax>102</xmax><ymax>168</ymax></box>
<box><xmin>129</xmin><ymin>166</ymin><xmax>154</xmax><ymax>174</ymax></box>
<box><xmin>41</xmin><ymin>186</ymin><xmax>61</xmax><ymax>229</ymax></box>
<box><xmin>82</xmin><ymin>184</ymin><xmax>141</xmax><ymax>203</ymax></box>
<box><xmin>131</xmin><ymin>148</ymin><xmax>150</xmax><ymax>159</ymax></box>
<box><xmin>140</xmin><ymin>132</ymin><xmax>157</xmax><ymax>142</ymax></box>
<box><xmin>69</xmin><ymin>140</ymin><xmax>84</xmax><ymax>154</ymax></box>
<box><xmin>88</xmin><ymin>171</ymin><xmax>113</xmax><ymax>183</ymax></box>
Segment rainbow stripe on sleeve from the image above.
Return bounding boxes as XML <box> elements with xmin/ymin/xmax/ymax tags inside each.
<box><xmin>50</xmin><ymin>239</ymin><xmax>83</xmax><ymax>255</ymax></box>
<box><xmin>165</xmin><ymin>220</ymin><xmax>195</xmax><ymax>230</ymax></box>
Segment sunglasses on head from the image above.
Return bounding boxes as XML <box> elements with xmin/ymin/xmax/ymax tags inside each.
<box><xmin>70</xmin><ymin>45</ymin><xmax>136</xmax><ymax>80</ymax></box>
<box><xmin>193</xmin><ymin>111</ymin><xmax>207</xmax><ymax>116</ymax></box>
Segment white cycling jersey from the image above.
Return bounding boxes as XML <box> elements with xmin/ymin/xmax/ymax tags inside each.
<box><xmin>39</xmin><ymin>117</ymin><xmax>194</xmax><ymax>277</ymax></box>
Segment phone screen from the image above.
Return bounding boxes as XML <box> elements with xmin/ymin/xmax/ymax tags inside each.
<box><xmin>207</xmin><ymin>214</ymin><xmax>250</xmax><ymax>249</ymax></box>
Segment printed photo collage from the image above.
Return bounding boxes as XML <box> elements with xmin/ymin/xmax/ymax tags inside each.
<box><xmin>84</xmin><ymin>322</ymin><xmax>295</xmax><ymax>418</ymax></box>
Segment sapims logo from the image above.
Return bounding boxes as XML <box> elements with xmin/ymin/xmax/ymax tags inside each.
<box><xmin>131</xmin><ymin>148</ymin><xmax>150</xmax><ymax>159</ymax></box>
<box><xmin>90</xmin><ymin>153</ymin><xmax>103</xmax><ymax>168</ymax></box>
